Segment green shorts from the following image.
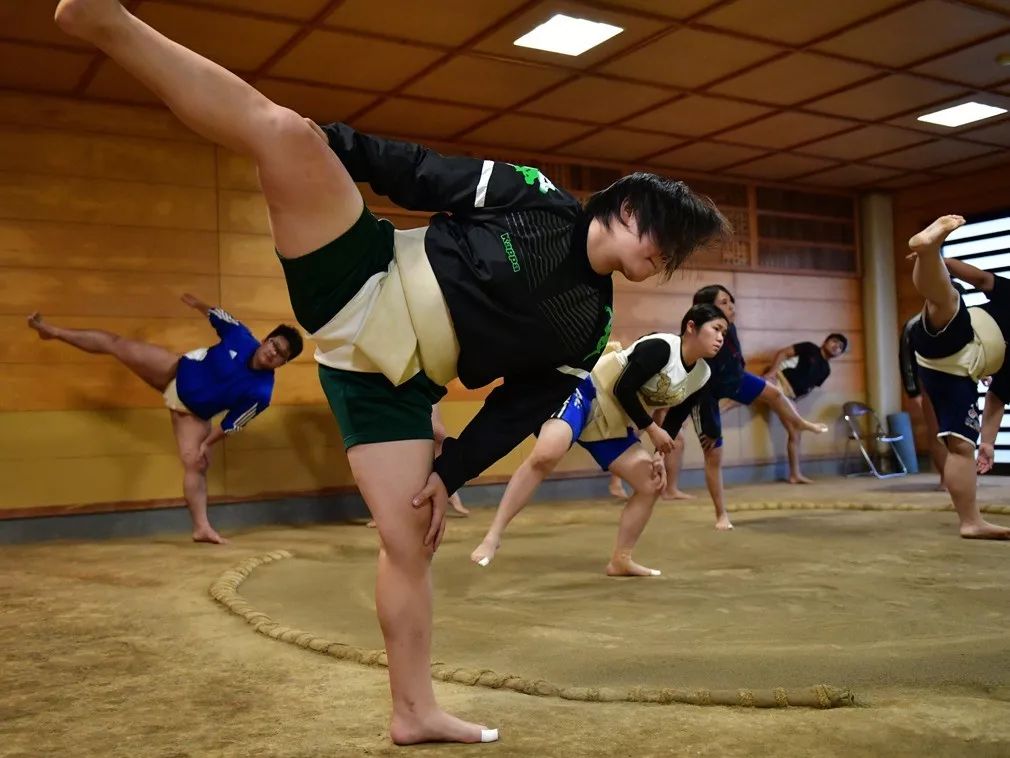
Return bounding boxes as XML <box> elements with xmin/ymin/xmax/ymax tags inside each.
<box><xmin>280</xmin><ymin>206</ymin><xmax>446</xmax><ymax>448</ymax></box>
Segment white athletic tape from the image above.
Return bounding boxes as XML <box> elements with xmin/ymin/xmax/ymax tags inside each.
<box><xmin>481</xmin><ymin>729</ymin><xmax>499</xmax><ymax>743</ymax></box>
<box><xmin>477</xmin><ymin>557</ymin><xmax>490</xmax><ymax>567</ymax></box>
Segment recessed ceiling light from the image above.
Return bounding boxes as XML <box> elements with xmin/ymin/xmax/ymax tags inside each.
<box><xmin>917</xmin><ymin>102</ymin><xmax>1007</xmax><ymax>127</ymax></box>
<box><xmin>513</xmin><ymin>13</ymin><xmax>623</xmax><ymax>57</ymax></box>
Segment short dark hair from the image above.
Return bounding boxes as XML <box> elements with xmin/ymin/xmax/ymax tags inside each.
<box><xmin>693</xmin><ymin>284</ymin><xmax>735</xmax><ymax>306</ymax></box>
<box><xmin>825</xmin><ymin>332</ymin><xmax>848</xmax><ymax>352</ymax></box>
<box><xmin>268</xmin><ymin>324</ymin><xmax>304</xmax><ymax>361</ymax></box>
<box><xmin>584</xmin><ymin>173</ymin><xmax>732</xmax><ymax>280</ymax></box>
<box><xmin>680</xmin><ymin>303</ymin><xmax>727</xmax><ymax>334</ymax></box>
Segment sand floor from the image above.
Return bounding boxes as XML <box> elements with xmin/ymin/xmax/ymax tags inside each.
<box><xmin>2</xmin><ymin>474</ymin><xmax>1010</xmax><ymax>757</ymax></box>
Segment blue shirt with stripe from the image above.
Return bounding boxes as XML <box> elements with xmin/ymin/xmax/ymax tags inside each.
<box><xmin>175</xmin><ymin>308</ymin><xmax>274</xmax><ymax>433</ymax></box>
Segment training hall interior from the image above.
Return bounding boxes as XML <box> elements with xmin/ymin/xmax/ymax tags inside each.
<box><xmin>2</xmin><ymin>1</ymin><xmax>1010</xmax><ymax>756</ymax></box>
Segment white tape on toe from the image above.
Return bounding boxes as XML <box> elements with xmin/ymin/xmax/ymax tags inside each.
<box><xmin>481</xmin><ymin>728</ymin><xmax>499</xmax><ymax>743</ymax></box>
<box><xmin>650</xmin><ymin>569</ymin><xmax>661</xmax><ymax>576</ymax></box>
<box><xmin>477</xmin><ymin>557</ymin><xmax>490</xmax><ymax>567</ymax></box>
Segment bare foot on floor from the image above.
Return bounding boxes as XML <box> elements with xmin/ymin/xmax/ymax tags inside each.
<box><xmin>27</xmin><ymin>312</ymin><xmax>57</xmax><ymax>340</ymax></box>
<box><xmin>192</xmin><ymin>527</ymin><xmax>228</xmax><ymax>544</ymax></box>
<box><xmin>55</xmin><ymin>0</ymin><xmax>126</xmax><ymax>41</ymax></box>
<box><xmin>470</xmin><ymin>536</ymin><xmax>500</xmax><ymax>567</ymax></box>
<box><xmin>789</xmin><ymin>474</ymin><xmax>813</xmax><ymax>484</ymax></box>
<box><xmin>390</xmin><ymin>709</ymin><xmax>497</xmax><ymax>746</ymax></box>
<box><xmin>715</xmin><ymin>514</ymin><xmax>734</xmax><ymax>531</ymax></box>
<box><xmin>449</xmin><ymin>493</ymin><xmax>469</xmax><ymax>516</ymax></box>
<box><xmin>908</xmin><ymin>215</ymin><xmax>965</xmax><ymax>252</ymax></box>
<box><xmin>606</xmin><ymin>553</ymin><xmax>661</xmax><ymax>577</ymax></box>
<box><xmin>662</xmin><ymin>488</ymin><xmax>695</xmax><ymax>500</ymax></box>
<box><xmin>960</xmin><ymin>521</ymin><xmax>1010</xmax><ymax>540</ymax></box>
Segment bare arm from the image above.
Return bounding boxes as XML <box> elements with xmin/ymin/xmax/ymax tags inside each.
<box><xmin>180</xmin><ymin>292</ymin><xmax>212</xmax><ymax>316</ymax></box>
<box><xmin>945</xmin><ymin>258</ymin><xmax>995</xmax><ymax>292</ymax></box>
<box><xmin>765</xmin><ymin>345</ymin><xmax>796</xmax><ymax>378</ymax></box>
<box><xmin>977</xmin><ymin>390</ymin><xmax>1004</xmax><ymax>474</ymax></box>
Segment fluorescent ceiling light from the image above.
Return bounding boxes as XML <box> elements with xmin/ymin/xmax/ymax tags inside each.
<box><xmin>513</xmin><ymin>14</ymin><xmax>623</xmax><ymax>56</ymax></box>
<box><xmin>917</xmin><ymin>101</ymin><xmax>1007</xmax><ymax>127</ymax></box>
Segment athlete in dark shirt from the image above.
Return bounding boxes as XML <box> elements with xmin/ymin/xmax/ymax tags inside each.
<box><xmin>55</xmin><ymin>0</ymin><xmax>731</xmax><ymax>745</ymax></box>
<box><xmin>906</xmin><ymin>215</ymin><xmax>1010</xmax><ymax>540</ymax></box>
<box><xmin>27</xmin><ymin>294</ymin><xmax>301</xmax><ymax>544</ymax></box>
<box><xmin>765</xmin><ymin>333</ymin><xmax>847</xmax><ymax>483</ymax></box>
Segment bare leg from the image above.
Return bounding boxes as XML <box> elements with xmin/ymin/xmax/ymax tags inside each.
<box><xmin>702</xmin><ymin>445</ymin><xmax>733</xmax><ymax>530</ymax></box>
<box><xmin>786</xmin><ymin>428</ymin><xmax>811</xmax><ymax>483</ymax></box>
<box><xmin>758</xmin><ymin>382</ymin><xmax>827</xmax><ymax>434</ymax></box>
<box><xmin>28</xmin><ymin>312</ymin><xmax>178</xmax><ymax>391</ymax></box>
<box><xmin>942</xmin><ymin>437</ymin><xmax>1010</xmax><ymax>539</ymax></box>
<box><xmin>432</xmin><ymin>406</ymin><xmax>468</xmax><ymax>516</ymax></box>
<box><xmin>606</xmin><ymin>447</ymin><xmax>662</xmax><ymax>576</ymax></box>
<box><xmin>350</xmin><ymin>440</ymin><xmax>495</xmax><ymax>745</ymax></box>
<box><xmin>909</xmin><ymin>215</ymin><xmax>965</xmax><ymax>331</ymax></box>
<box><xmin>171</xmin><ymin>411</ymin><xmax>225</xmax><ymax>544</ymax></box>
<box><xmin>608</xmin><ymin>473</ymin><xmax>629</xmax><ymax>499</ymax></box>
<box><xmin>662</xmin><ymin>431</ymin><xmax>694</xmax><ymax>499</ymax></box>
<box><xmin>55</xmin><ymin>0</ymin><xmax>361</xmax><ymax>258</ymax></box>
<box><xmin>920</xmin><ymin>392</ymin><xmax>947</xmax><ymax>488</ymax></box>
<box><xmin>470</xmin><ymin>420</ymin><xmax>572</xmax><ymax>566</ymax></box>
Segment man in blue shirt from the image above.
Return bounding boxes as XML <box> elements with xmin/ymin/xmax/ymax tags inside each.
<box><xmin>28</xmin><ymin>293</ymin><xmax>302</xmax><ymax>544</ymax></box>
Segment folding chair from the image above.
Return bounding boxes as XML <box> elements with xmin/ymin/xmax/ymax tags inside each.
<box><xmin>841</xmin><ymin>401</ymin><xmax>908</xmax><ymax>479</ymax></box>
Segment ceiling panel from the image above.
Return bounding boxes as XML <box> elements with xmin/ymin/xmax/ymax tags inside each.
<box><xmin>801</xmin><ymin>125</ymin><xmax>929</xmax><ymax>160</ymax></box>
<box><xmin>2</xmin><ymin>0</ymin><xmax>92</xmax><ymax>49</ymax></box>
<box><xmin>471</xmin><ymin>0</ymin><xmax>669</xmax><ymax>70</ymax></box>
<box><xmin>84</xmin><ymin>60</ymin><xmax>162</xmax><ymax>104</ymax></box>
<box><xmin>934</xmin><ymin>150</ymin><xmax>1010</xmax><ymax>175</ymax></box>
<box><xmin>913</xmin><ymin>32</ymin><xmax>1010</xmax><ymax>87</ymax></box>
<box><xmin>955</xmin><ymin>118</ymin><xmax>1010</xmax><ymax>147</ymax></box>
<box><xmin>718</xmin><ymin>112</ymin><xmax>858</xmax><ymax>149</ymax></box>
<box><xmin>806</xmin><ymin>74</ymin><xmax>967</xmax><ymax>121</ymax></box>
<box><xmin>170</xmin><ymin>0</ymin><xmax>330</xmax><ymax>20</ymax></box>
<box><xmin>599</xmin><ymin>28</ymin><xmax>779</xmax><ymax>89</ymax></box>
<box><xmin>698</xmin><ymin>0</ymin><xmax>907</xmax><ymax>45</ymax></box>
<box><xmin>730</xmin><ymin>153</ymin><xmax>838</xmax><ymax>180</ymax></box>
<box><xmin>404</xmin><ymin>56</ymin><xmax>571</xmax><ymax>109</ymax></box>
<box><xmin>885</xmin><ymin>92</ymin><xmax>1010</xmax><ymax>134</ymax></box>
<box><xmin>710</xmin><ymin>53</ymin><xmax>878</xmax><ymax>105</ymax></box>
<box><xmin>353</xmin><ymin>98</ymin><xmax>491</xmax><ymax>140</ymax></box>
<box><xmin>875</xmin><ymin>171</ymin><xmax>936</xmax><ymax>189</ymax></box>
<box><xmin>650</xmin><ymin>142</ymin><xmax>767</xmax><ymax>172</ymax></box>
<box><xmin>325</xmin><ymin>0</ymin><xmax>525</xmax><ymax>47</ymax></box>
<box><xmin>871</xmin><ymin>139</ymin><xmax>994</xmax><ymax>169</ymax></box>
<box><xmin>558</xmin><ymin>128</ymin><xmax>680</xmax><ymax>162</ymax></box>
<box><xmin>600</xmin><ymin>0</ymin><xmax>721</xmax><ymax>18</ymax></box>
<box><xmin>813</xmin><ymin>0</ymin><xmax>1004</xmax><ymax>67</ymax></box>
<box><xmin>256</xmin><ymin>80</ymin><xmax>379</xmax><ymax>123</ymax></box>
<box><xmin>623</xmin><ymin>94</ymin><xmax>772</xmax><ymax>136</ymax></box>
<box><xmin>464</xmin><ymin>113</ymin><xmax>594</xmax><ymax>151</ymax></box>
<box><xmin>804</xmin><ymin>164</ymin><xmax>902</xmax><ymax>187</ymax></box>
<box><xmin>136</xmin><ymin>2</ymin><xmax>300</xmax><ymax>71</ymax></box>
<box><xmin>0</xmin><ymin>42</ymin><xmax>92</xmax><ymax>93</ymax></box>
<box><xmin>523</xmin><ymin>76</ymin><xmax>671</xmax><ymax>124</ymax></box>
<box><xmin>269</xmin><ymin>29</ymin><xmax>445</xmax><ymax>90</ymax></box>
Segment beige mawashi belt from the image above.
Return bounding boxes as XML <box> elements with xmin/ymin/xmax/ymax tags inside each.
<box><xmin>915</xmin><ymin>306</ymin><xmax>1005</xmax><ymax>381</ymax></box>
<box><xmin>578</xmin><ymin>351</ymin><xmax>631</xmax><ymax>443</ymax></box>
<box><xmin>353</xmin><ymin>227</ymin><xmax>460</xmax><ymax>387</ymax></box>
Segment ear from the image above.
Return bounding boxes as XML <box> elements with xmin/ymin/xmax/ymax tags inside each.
<box><xmin>619</xmin><ymin>200</ymin><xmax>634</xmax><ymax>225</ymax></box>
<box><xmin>684</xmin><ymin>319</ymin><xmax>696</xmax><ymax>334</ymax></box>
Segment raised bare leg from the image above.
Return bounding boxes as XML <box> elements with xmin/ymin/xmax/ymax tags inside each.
<box><xmin>54</xmin><ymin>0</ymin><xmax>361</xmax><ymax>258</ymax></box>
<box><xmin>350</xmin><ymin>440</ymin><xmax>497</xmax><ymax>745</ymax></box>
<box><xmin>909</xmin><ymin>215</ymin><xmax>965</xmax><ymax>331</ymax></box>
<box><xmin>606</xmin><ymin>447</ymin><xmax>662</xmax><ymax>576</ymax></box>
<box><xmin>758</xmin><ymin>382</ymin><xmax>827</xmax><ymax>434</ymax></box>
<box><xmin>171</xmin><ymin>411</ymin><xmax>225</xmax><ymax>544</ymax></box>
<box><xmin>470</xmin><ymin>419</ymin><xmax>571</xmax><ymax>567</ymax></box>
<box><xmin>28</xmin><ymin>312</ymin><xmax>178</xmax><ymax>391</ymax></box>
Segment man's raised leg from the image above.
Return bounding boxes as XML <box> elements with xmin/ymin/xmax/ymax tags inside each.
<box><xmin>909</xmin><ymin>215</ymin><xmax>965</xmax><ymax>330</ymax></box>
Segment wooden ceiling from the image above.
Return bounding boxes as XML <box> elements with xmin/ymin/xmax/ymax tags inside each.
<box><xmin>4</xmin><ymin>0</ymin><xmax>1010</xmax><ymax>190</ymax></box>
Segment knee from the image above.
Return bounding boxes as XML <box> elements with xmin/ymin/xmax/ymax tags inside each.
<box><xmin>946</xmin><ymin>437</ymin><xmax>975</xmax><ymax>459</ymax></box>
<box><xmin>262</xmin><ymin>107</ymin><xmax>321</xmax><ymax>155</ymax></box>
<box><xmin>431</xmin><ymin>420</ymin><xmax>447</xmax><ymax>445</ymax></box>
<box><xmin>181</xmin><ymin>452</ymin><xmax>207</xmax><ymax>473</ymax></box>
<box><xmin>378</xmin><ymin>533</ymin><xmax>434</xmax><ymax>568</ymax></box>
<box><xmin>528</xmin><ymin>447</ymin><xmax>563</xmax><ymax>475</ymax></box>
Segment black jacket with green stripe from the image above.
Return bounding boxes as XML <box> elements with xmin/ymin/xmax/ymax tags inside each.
<box><xmin>322</xmin><ymin>123</ymin><xmax>614</xmax><ymax>494</ymax></box>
